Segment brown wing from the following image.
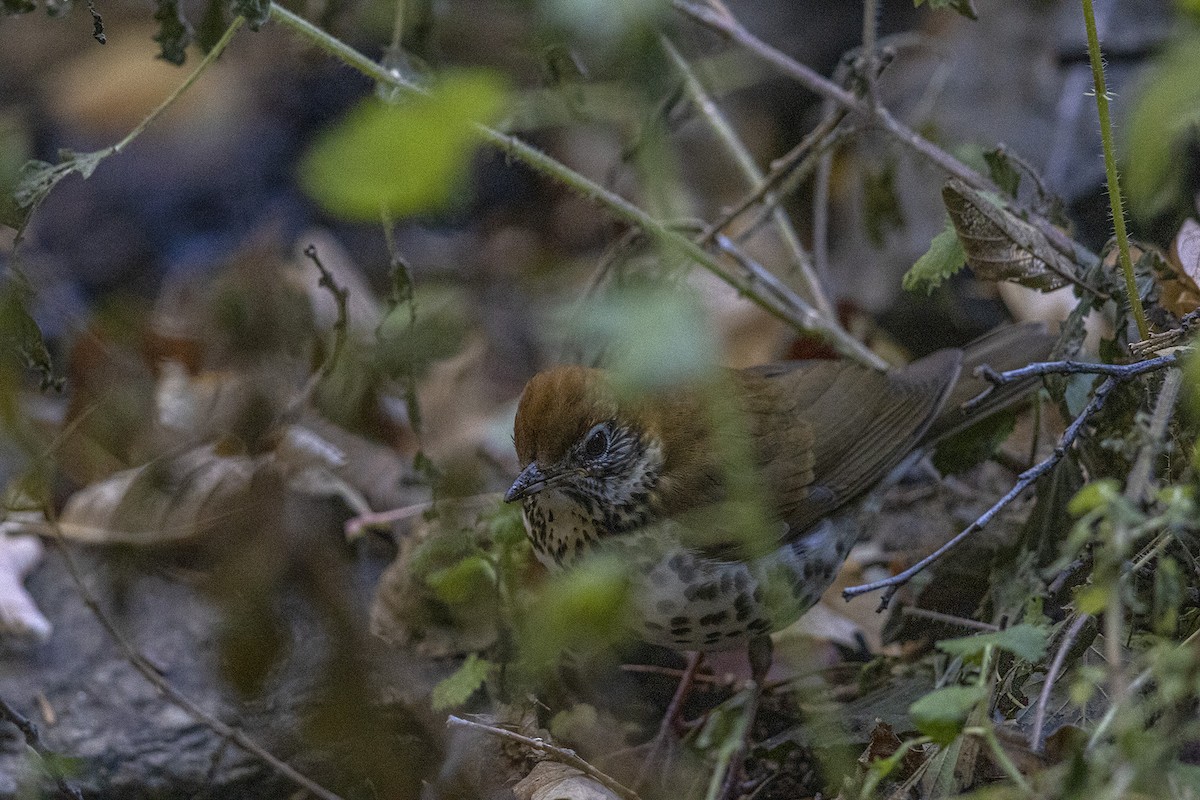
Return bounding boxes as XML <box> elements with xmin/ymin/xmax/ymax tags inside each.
<box><xmin>738</xmin><ymin>349</ymin><xmax>963</xmax><ymax>538</ymax></box>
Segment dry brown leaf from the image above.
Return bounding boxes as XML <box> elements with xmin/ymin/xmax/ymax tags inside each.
<box><xmin>944</xmin><ymin>179</ymin><xmax>1074</xmax><ymax>291</ymax></box>
<box><xmin>57</xmin><ymin>426</ymin><xmax>369</xmax><ymax>546</ymax></box>
<box><xmin>1160</xmin><ymin>218</ymin><xmax>1200</xmax><ymax>317</ymax></box>
<box><xmin>512</xmin><ymin>761</ymin><xmax>618</xmax><ymax>800</ymax></box>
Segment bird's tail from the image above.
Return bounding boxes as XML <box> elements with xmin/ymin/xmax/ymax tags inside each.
<box><xmin>922</xmin><ymin>321</ymin><xmax>1056</xmax><ymax>445</ymax></box>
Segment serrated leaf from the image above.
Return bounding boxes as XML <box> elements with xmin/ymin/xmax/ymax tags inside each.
<box><xmin>909</xmin><ymin>685</ymin><xmax>985</xmax><ymax>745</ymax></box>
<box><xmin>902</xmin><ymin>221</ymin><xmax>966</xmax><ymax>294</ymax></box>
<box><xmin>936</xmin><ymin>623</ymin><xmax>1048</xmax><ymax>663</ymax></box>
<box><xmin>153</xmin><ymin>0</ymin><xmax>193</xmax><ymax>65</ymax></box>
<box><xmin>300</xmin><ymin>71</ymin><xmax>510</xmax><ymax>220</ymax></box>
<box><xmin>431</xmin><ymin>653</ymin><xmax>491</xmax><ymax>710</ymax></box>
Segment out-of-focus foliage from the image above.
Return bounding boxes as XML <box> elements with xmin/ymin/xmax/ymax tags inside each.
<box><xmin>300</xmin><ymin>71</ymin><xmax>510</xmax><ymax>220</ymax></box>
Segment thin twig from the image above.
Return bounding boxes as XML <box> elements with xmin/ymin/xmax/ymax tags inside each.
<box><xmin>0</xmin><ymin>696</ymin><xmax>83</xmax><ymax>800</ymax></box>
<box><xmin>1129</xmin><ymin>308</ymin><xmax>1200</xmax><ymax>357</ymax></box>
<box><xmin>659</xmin><ymin>36</ymin><xmax>832</xmax><ymax>319</ymax></box>
<box><xmin>900</xmin><ymin>606</ymin><xmax>999</xmax><ymax>633</ymax></box>
<box><xmin>40</xmin><ymin>509</ymin><xmax>347</xmax><ymax>800</ymax></box>
<box><xmin>966</xmin><ymin>353</ymin><xmax>1182</xmax><ymax>410</ymax></box>
<box><xmin>672</xmin><ymin>0</ymin><xmax>1098</xmax><ymax>280</ymax></box>
<box><xmin>843</xmin><ymin>376</ymin><xmax>1121</xmax><ymax>608</ymax></box>
<box><xmin>1030</xmin><ymin>613</ymin><xmax>1091</xmax><ymax>753</ymax></box>
<box><xmin>267</xmin><ymin>4</ymin><xmax>885</xmax><ymax>369</ymax></box>
<box><xmin>447</xmin><ymin>715</ymin><xmax>642</xmax><ymax>800</ymax></box>
<box><xmin>282</xmin><ymin>244</ymin><xmax>350</xmax><ymax>421</ymax></box>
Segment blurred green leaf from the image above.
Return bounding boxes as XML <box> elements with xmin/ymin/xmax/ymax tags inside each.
<box><xmin>902</xmin><ymin>221</ymin><xmax>966</xmax><ymax>294</ymax></box>
<box><xmin>1067</xmin><ymin>479</ymin><xmax>1121</xmax><ymax>516</ymax></box>
<box><xmin>300</xmin><ymin>71</ymin><xmax>509</xmax><ymax>220</ymax></box>
<box><xmin>543</xmin><ymin>0</ymin><xmax>668</xmax><ymax>45</ymax></box>
<box><xmin>0</xmin><ymin>284</ymin><xmax>58</xmax><ymax>393</ymax></box>
<box><xmin>427</xmin><ymin>555</ymin><xmax>497</xmax><ymax>606</ymax></box>
<box><xmin>566</xmin><ymin>283</ymin><xmax>717</xmax><ymax>392</ymax></box>
<box><xmin>909</xmin><ymin>685</ymin><xmax>985</xmax><ymax>745</ymax></box>
<box><xmin>375</xmin><ymin>287</ymin><xmax>468</xmax><ymax>380</ymax></box>
<box><xmin>936</xmin><ymin>624</ymin><xmax>1048</xmax><ymax>663</ymax></box>
<box><xmin>431</xmin><ymin>653</ymin><xmax>491</xmax><ymax>710</ymax></box>
<box><xmin>1124</xmin><ymin>33</ymin><xmax>1200</xmax><ymax>222</ymax></box>
<box><xmin>522</xmin><ymin>554</ymin><xmax>631</xmax><ymax>668</ymax></box>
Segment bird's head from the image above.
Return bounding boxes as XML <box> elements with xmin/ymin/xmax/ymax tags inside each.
<box><xmin>505</xmin><ymin>366</ymin><xmax>676</xmax><ymax>533</ymax></box>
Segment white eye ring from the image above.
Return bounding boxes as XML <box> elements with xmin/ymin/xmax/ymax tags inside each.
<box><xmin>583</xmin><ymin>424</ymin><xmax>610</xmax><ymax>459</ymax></box>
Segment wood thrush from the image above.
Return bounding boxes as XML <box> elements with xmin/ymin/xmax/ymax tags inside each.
<box><xmin>505</xmin><ymin>324</ymin><xmax>1051</xmax><ymax>651</ymax></box>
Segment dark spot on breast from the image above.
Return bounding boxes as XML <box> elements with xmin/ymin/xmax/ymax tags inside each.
<box><xmin>704</xmin><ymin>631</ymin><xmax>723</xmax><ymax>644</ymax></box>
<box><xmin>684</xmin><ymin>582</ymin><xmax>720</xmax><ymax>602</ymax></box>
<box><xmin>670</xmin><ymin>615</ymin><xmax>689</xmax><ymax>627</ymax></box>
<box><xmin>734</xmin><ymin>593</ymin><xmax>752</xmax><ymax>621</ymax></box>
<box><xmin>748</xmin><ymin>618</ymin><xmax>771</xmax><ymax>633</ymax></box>
<box><xmin>699</xmin><ymin>611</ymin><xmax>727</xmax><ymax>626</ymax></box>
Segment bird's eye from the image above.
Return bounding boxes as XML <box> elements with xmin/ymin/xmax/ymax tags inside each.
<box><xmin>583</xmin><ymin>427</ymin><xmax>609</xmax><ymax>459</ymax></box>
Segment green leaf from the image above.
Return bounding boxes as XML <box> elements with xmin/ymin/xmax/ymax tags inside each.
<box><xmin>914</xmin><ymin>0</ymin><xmax>977</xmax><ymax>19</ymax></box>
<box><xmin>1124</xmin><ymin>33</ymin><xmax>1200</xmax><ymax>221</ymax></box>
<box><xmin>1066</xmin><ymin>479</ymin><xmax>1121</xmax><ymax>516</ymax></box>
<box><xmin>936</xmin><ymin>623</ymin><xmax>1048</xmax><ymax>663</ymax></box>
<box><xmin>910</xmin><ymin>685</ymin><xmax>985</xmax><ymax>745</ymax></box>
<box><xmin>564</xmin><ymin>282</ymin><xmax>718</xmax><ymax>392</ymax></box>
<box><xmin>426</xmin><ymin>555</ymin><xmax>496</xmax><ymax>605</ymax></box>
<box><xmin>0</xmin><ymin>284</ymin><xmax>59</xmax><ymax>391</ymax></box>
<box><xmin>300</xmin><ymin>71</ymin><xmax>510</xmax><ymax>221</ymax></box>
<box><xmin>931</xmin><ymin>408</ymin><xmax>1017</xmax><ymax>475</ymax></box>
<box><xmin>431</xmin><ymin>653</ymin><xmax>491</xmax><ymax>711</ymax></box>
<box><xmin>375</xmin><ymin>287</ymin><xmax>468</xmax><ymax>380</ymax></box>
<box><xmin>983</xmin><ymin>149</ymin><xmax>1021</xmax><ymax>198</ymax></box>
<box><xmin>902</xmin><ymin>221</ymin><xmax>967</xmax><ymax>294</ymax></box>
<box><xmin>153</xmin><ymin>0</ymin><xmax>193</xmax><ymax>65</ymax></box>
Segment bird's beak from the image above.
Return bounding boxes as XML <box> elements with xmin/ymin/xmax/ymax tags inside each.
<box><xmin>505</xmin><ymin>462</ymin><xmax>549</xmax><ymax>503</ymax></box>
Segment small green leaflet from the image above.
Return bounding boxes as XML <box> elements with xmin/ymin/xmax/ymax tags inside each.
<box><xmin>909</xmin><ymin>685</ymin><xmax>985</xmax><ymax>745</ymax></box>
<box><xmin>936</xmin><ymin>623</ymin><xmax>1048</xmax><ymax>663</ymax></box>
<box><xmin>902</xmin><ymin>221</ymin><xmax>966</xmax><ymax>294</ymax></box>
<box><xmin>300</xmin><ymin>70</ymin><xmax>510</xmax><ymax>221</ymax></box>
<box><xmin>431</xmin><ymin>653</ymin><xmax>491</xmax><ymax>711</ymax></box>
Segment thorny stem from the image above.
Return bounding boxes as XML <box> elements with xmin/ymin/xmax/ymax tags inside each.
<box><xmin>659</xmin><ymin>36</ymin><xmax>833</xmax><ymax>320</ymax></box>
<box><xmin>267</xmin><ymin>4</ymin><xmax>885</xmax><ymax>369</ymax></box>
<box><xmin>1080</xmin><ymin>0</ymin><xmax>1149</xmax><ymax>341</ymax></box>
<box><xmin>447</xmin><ymin>716</ymin><xmax>642</xmax><ymax>800</ymax></box>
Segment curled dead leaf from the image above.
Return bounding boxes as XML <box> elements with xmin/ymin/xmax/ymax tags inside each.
<box><xmin>943</xmin><ymin>179</ymin><xmax>1077</xmax><ymax>292</ymax></box>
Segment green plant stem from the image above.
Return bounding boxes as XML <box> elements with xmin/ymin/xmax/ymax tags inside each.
<box><xmin>111</xmin><ymin>17</ymin><xmax>246</xmax><ymax>155</ymax></box>
<box><xmin>267</xmin><ymin>3</ymin><xmax>886</xmax><ymax>369</ymax></box>
<box><xmin>965</xmin><ymin>727</ymin><xmax>1033</xmax><ymax>794</ymax></box>
<box><xmin>1081</xmin><ymin>0</ymin><xmax>1149</xmax><ymax>341</ymax></box>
